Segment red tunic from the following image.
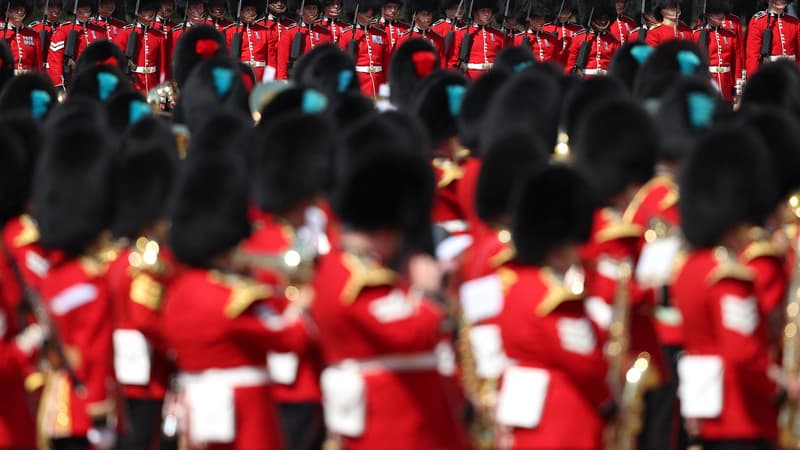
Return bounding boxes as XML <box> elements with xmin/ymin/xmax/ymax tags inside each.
<box><xmin>564</xmin><ymin>29</ymin><xmax>619</xmax><ymax>76</ymax></box>
<box><xmin>225</xmin><ymin>22</ymin><xmax>272</xmax><ymax>81</ymax></box>
<box><xmin>739</xmin><ymin>236</ymin><xmax>787</xmax><ymax>330</ymax></box>
<box><xmin>338</xmin><ymin>24</ymin><xmax>391</xmax><ymax>97</ymax></box>
<box><xmin>276</xmin><ymin>22</ymin><xmax>333</xmax><ymax>80</ymax></box>
<box><xmin>672</xmin><ymin>248</ymin><xmax>778</xmax><ymax>441</ymax></box>
<box><xmin>693</xmin><ymin>25</ymin><xmax>743</xmax><ymax>102</ymax></box>
<box><xmin>644</xmin><ymin>21</ymin><xmax>693</xmax><ymax>46</ymax></box>
<box><xmin>513</xmin><ymin>29</ymin><xmax>563</xmax><ymax>65</ymax></box>
<box><xmin>310</xmin><ymin>249</ymin><xmax>467</xmax><ymax>450</ymax></box>
<box><xmin>542</xmin><ymin>21</ymin><xmax>582</xmax><ymax>52</ymax></box>
<box><xmin>497</xmin><ymin>264</ymin><xmax>610</xmax><ymax>449</ymax></box>
<box><xmin>5</xmin><ymin>26</ymin><xmax>43</xmax><ymax>73</ymax></box>
<box><xmin>745</xmin><ymin>11</ymin><xmax>800</xmax><ymax>76</ymax></box>
<box><xmin>204</xmin><ymin>16</ymin><xmax>233</xmax><ymax>31</ymax></box>
<box><xmin>395</xmin><ymin>27</ymin><xmax>447</xmax><ymax>67</ymax></box>
<box><xmin>91</xmin><ymin>15</ymin><xmax>126</xmax><ymax>41</ymax></box>
<box><xmin>46</xmin><ymin>21</ymin><xmax>107</xmax><ymax>87</ymax></box>
<box><xmin>376</xmin><ymin>17</ymin><xmax>410</xmax><ymax>50</ymax></box>
<box><xmin>113</xmin><ymin>23</ymin><xmax>169</xmax><ymax>92</ymax></box>
<box><xmin>2</xmin><ymin>215</ymin><xmax>52</xmax><ymax>299</ymax></box>
<box><xmin>449</xmin><ymin>23</ymin><xmax>504</xmax><ymax>80</ymax></box>
<box><xmin>610</xmin><ymin>15</ymin><xmax>637</xmax><ymax>45</ymax></box>
<box><xmin>27</xmin><ymin>20</ymin><xmax>63</xmax><ymax>69</ymax></box>
<box><xmin>318</xmin><ymin>17</ymin><xmax>349</xmax><ymax>44</ymax></box>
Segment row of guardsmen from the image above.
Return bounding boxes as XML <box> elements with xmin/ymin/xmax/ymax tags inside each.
<box><xmin>3</xmin><ymin>0</ymin><xmax>800</xmax><ymax>101</ymax></box>
<box><xmin>4</xmin><ymin>8</ymin><xmax>800</xmax><ymax>450</ymax></box>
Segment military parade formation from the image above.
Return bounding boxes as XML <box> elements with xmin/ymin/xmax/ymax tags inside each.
<box><xmin>2</xmin><ymin>0</ymin><xmax>800</xmax><ymax>447</ymax></box>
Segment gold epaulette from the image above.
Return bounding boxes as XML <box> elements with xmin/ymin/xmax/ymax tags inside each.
<box><xmin>596</xmin><ymin>209</ymin><xmax>644</xmax><ymax>243</ymax></box>
<box><xmin>340</xmin><ymin>252</ymin><xmax>397</xmax><ymax>304</ymax></box>
<box><xmin>622</xmin><ymin>174</ymin><xmax>677</xmax><ymax>223</ymax></box>
<box><xmin>212</xmin><ymin>272</ymin><xmax>273</xmax><ymax>318</ymax></box>
<box><xmin>79</xmin><ymin>237</ymin><xmax>121</xmax><ymax>278</ymax></box>
<box><xmin>13</xmin><ymin>214</ymin><xmax>40</xmax><ymax>247</ymax></box>
<box><xmin>496</xmin><ymin>267</ymin><xmax>518</xmax><ymax>294</ymax></box>
<box><xmin>432</xmin><ymin>157</ymin><xmax>465</xmax><ymax>188</ymax></box>
<box><xmin>536</xmin><ymin>267</ymin><xmax>583</xmax><ymax>316</ymax></box>
<box><xmin>130</xmin><ymin>272</ymin><xmax>164</xmax><ymax>311</ymax></box>
<box><xmin>741</xmin><ymin>239</ymin><xmax>782</xmax><ymax>262</ymax></box>
<box><xmin>489</xmin><ymin>245</ymin><xmax>515</xmax><ymax>268</ymax></box>
<box><xmin>707</xmin><ymin>246</ymin><xmax>755</xmax><ymax>285</ymax></box>
<box><xmin>649</xmin><ymin>22</ymin><xmax>662</xmax><ymax>29</ymax></box>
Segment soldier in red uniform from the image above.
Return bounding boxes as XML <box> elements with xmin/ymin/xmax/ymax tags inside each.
<box><xmin>376</xmin><ymin>0</ymin><xmax>409</xmax><ymax>49</ymax></box>
<box><xmin>28</xmin><ymin>0</ymin><xmax>64</xmax><ymax>68</ymax></box>
<box><xmin>395</xmin><ymin>0</ymin><xmax>446</xmax><ymax>63</ymax></box>
<box><xmin>258</xmin><ymin>0</ymin><xmax>293</xmax><ymax>74</ymax></box>
<box><xmin>204</xmin><ymin>0</ymin><xmax>232</xmax><ymax>29</ymax></box>
<box><xmin>693</xmin><ymin>0</ymin><xmax>742</xmax><ymax>102</ymax></box>
<box><xmin>91</xmin><ymin>0</ymin><xmax>126</xmax><ymax>40</ymax></box>
<box><xmin>449</xmin><ymin>0</ymin><xmax>504</xmax><ymax>79</ymax></box>
<box><xmin>163</xmin><ymin>113</ymin><xmax>299</xmax><ymax>450</ymax></box>
<box><xmin>542</xmin><ymin>0</ymin><xmax>581</xmax><ymax>51</ymax></box>
<box><xmin>34</xmin><ymin>99</ymin><xmax>118</xmax><ymax>450</ymax></box>
<box><xmin>114</xmin><ymin>0</ymin><xmax>169</xmax><ymax>92</ymax></box>
<box><xmin>513</xmin><ymin>0</ymin><xmax>564</xmax><ymax>65</ymax></box>
<box><xmin>745</xmin><ymin>0</ymin><xmax>799</xmax><ymax>76</ymax></box>
<box><xmin>338</xmin><ymin>0</ymin><xmax>391</xmax><ymax>96</ymax></box>
<box><xmin>319</xmin><ymin>0</ymin><xmax>348</xmax><ymax>43</ymax></box>
<box><xmin>644</xmin><ymin>0</ymin><xmax>692</xmax><ymax>46</ymax></box>
<box><xmin>673</xmin><ymin>126</ymin><xmax>786</xmax><ymax>449</ymax></box>
<box><xmin>431</xmin><ymin>0</ymin><xmax>464</xmax><ymax>58</ymax></box>
<box><xmin>225</xmin><ymin>0</ymin><xmax>271</xmax><ymax>80</ymax></box>
<box><xmin>153</xmin><ymin>0</ymin><xmax>178</xmax><ymax>30</ymax></box>
<box><xmin>107</xmin><ymin>118</ymin><xmax>179</xmax><ymax>450</ymax></box>
<box><xmin>2</xmin><ymin>0</ymin><xmax>43</xmax><ymax>73</ymax></box>
<box><xmin>495</xmin><ymin>165</ymin><xmax>612</xmax><ymax>450</ymax></box>
<box><xmin>610</xmin><ymin>0</ymin><xmax>635</xmax><ymax>44</ymax></box>
<box><xmin>46</xmin><ymin>0</ymin><xmax>107</xmax><ymax>88</ymax></box>
<box><xmin>565</xmin><ymin>0</ymin><xmax>619</xmax><ymax>76</ymax></box>
<box><xmin>169</xmin><ymin>0</ymin><xmax>206</xmax><ymax>44</ymax></box>
<box><xmin>277</xmin><ymin>0</ymin><xmax>333</xmax><ymax>79</ymax></box>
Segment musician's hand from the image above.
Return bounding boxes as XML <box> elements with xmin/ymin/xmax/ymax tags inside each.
<box><xmin>409</xmin><ymin>253</ymin><xmax>443</xmax><ymax>295</ymax></box>
<box><xmin>88</xmin><ymin>417</ymin><xmax>116</xmax><ymax>450</ymax></box>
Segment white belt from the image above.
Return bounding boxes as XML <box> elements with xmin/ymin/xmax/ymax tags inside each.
<box><xmin>355</xmin><ymin>65</ymin><xmax>383</xmax><ymax>73</ymax></box>
<box><xmin>708</xmin><ymin>65</ymin><xmax>731</xmax><ymax>74</ymax></box>
<box><xmin>437</xmin><ymin>219</ymin><xmax>468</xmax><ymax>234</ymax></box>
<box><xmin>583</xmin><ymin>68</ymin><xmax>607</xmax><ymax>75</ymax></box>
<box><xmin>769</xmin><ymin>55</ymin><xmax>796</xmax><ymax>61</ymax></box>
<box><xmin>466</xmin><ymin>62</ymin><xmax>493</xmax><ymax>70</ymax></box>
<box><xmin>14</xmin><ymin>69</ymin><xmax>31</xmax><ymax>75</ymax></box>
<box><xmin>245</xmin><ymin>60</ymin><xmax>267</xmax><ymax>67</ymax></box>
<box><xmin>340</xmin><ymin>351</ymin><xmax>439</xmax><ymax>375</ymax></box>
<box><xmin>178</xmin><ymin>366</ymin><xmax>270</xmax><ymax>388</ymax></box>
<box><xmin>131</xmin><ymin>66</ymin><xmax>157</xmax><ymax>74</ymax></box>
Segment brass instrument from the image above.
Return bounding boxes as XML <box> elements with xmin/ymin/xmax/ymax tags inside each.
<box><xmin>147</xmin><ymin>81</ymin><xmax>179</xmax><ymax>116</ymax></box>
<box><xmin>552</xmin><ymin>129</ymin><xmax>571</xmax><ymax>163</ymax></box>
<box><xmin>605</xmin><ymin>260</ymin><xmax>659</xmax><ymax>450</ymax></box>
<box><xmin>778</xmin><ymin>226</ymin><xmax>800</xmax><ymax>449</ymax></box>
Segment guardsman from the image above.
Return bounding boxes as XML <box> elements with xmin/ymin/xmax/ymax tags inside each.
<box><xmin>27</xmin><ymin>0</ymin><xmax>63</xmax><ymax>68</ymax></box>
<box><xmin>204</xmin><ymin>0</ymin><xmax>233</xmax><ymax>29</ymax></box>
<box><xmin>153</xmin><ymin>0</ymin><xmax>178</xmax><ymax>30</ymax></box>
<box><xmin>46</xmin><ymin>0</ymin><xmax>107</xmax><ymax>88</ymax></box>
<box><xmin>260</xmin><ymin>0</ymin><xmax>294</xmax><ymax>74</ymax></box>
<box><xmin>395</xmin><ymin>0</ymin><xmax>447</xmax><ymax>63</ymax></box>
<box><xmin>225</xmin><ymin>0</ymin><xmax>271</xmax><ymax>80</ymax></box>
<box><xmin>431</xmin><ymin>0</ymin><xmax>464</xmax><ymax>47</ymax></box>
<box><xmin>2</xmin><ymin>0</ymin><xmax>43</xmax><ymax>73</ymax></box>
<box><xmin>673</xmin><ymin>126</ymin><xmax>786</xmax><ymax>448</ymax></box>
<box><xmin>542</xmin><ymin>0</ymin><xmax>580</xmax><ymax>51</ymax></box>
<box><xmin>449</xmin><ymin>0</ymin><xmax>504</xmax><ymax>79</ymax></box>
<box><xmin>338</xmin><ymin>0</ymin><xmax>390</xmax><ymax>97</ymax></box>
<box><xmin>164</xmin><ymin>111</ymin><xmax>301</xmax><ymax>450</ymax></box>
<box><xmin>626</xmin><ymin>1</ymin><xmax>657</xmax><ymax>42</ymax></box>
<box><xmin>170</xmin><ymin>0</ymin><xmax>205</xmax><ymax>44</ymax></box>
<box><xmin>277</xmin><ymin>0</ymin><xmax>332</xmax><ymax>79</ymax></box>
<box><xmin>693</xmin><ymin>0</ymin><xmax>742</xmax><ymax>102</ymax></box>
<box><xmin>745</xmin><ymin>0</ymin><xmax>798</xmax><ymax>76</ymax></box>
<box><xmin>91</xmin><ymin>0</ymin><xmax>126</xmax><ymax>40</ymax></box>
<box><xmin>114</xmin><ymin>0</ymin><xmax>169</xmax><ymax>92</ymax></box>
<box><xmin>565</xmin><ymin>0</ymin><xmax>619</xmax><ymax>76</ymax></box>
<box><xmin>107</xmin><ymin>117</ymin><xmax>179</xmax><ymax>450</ymax></box>
<box><xmin>375</xmin><ymin>0</ymin><xmax>409</xmax><ymax>49</ymax></box>
<box><xmin>644</xmin><ymin>0</ymin><xmax>692</xmax><ymax>46</ymax></box>
<box><xmin>319</xmin><ymin>0</ymin><xmax>348</xmax><ymax>43</ymax></box>
<box><xmin>495</xmin><ymin>165</ymin><xmax>613</xmax><ymax>450</ymax></box>
<box><xmin>513</xmin><ymin>0</ymin><xmax>564</xmax><ymax>65</ymax></box>
<box><xmin>34</xmin><ymin>99</ymin><xmax>118</xmax><ymax>450</ymax></box>
<box><xmin>610</xmin><ymin>0</ymin><xmax>635</xmax><ymax>43</ymax></box>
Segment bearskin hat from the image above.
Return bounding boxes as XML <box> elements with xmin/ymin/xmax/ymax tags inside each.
<box><xmin>456</xmin><ymin>69</ymin><xmax>508</xmax><ymax>153</ymax></box>
<box><xmin>111</xmin><ymin>118</ymin><xmax>178</xmax><ymax>239</ymax></box>
<box><xmin>344</xmin><ymin>0</ymin><xmax>382</xmax><ymax>15</ymax></box>
<box><xmin>390</xmin><ymin>38</ymin><xmax>441</xmax><ymax>110</ymax></box>
<box><xmin>655</xmin><ymin>75</ymin><xmax>722</xmax><ymax>162</ymax></box>
<box><xmin>572</xmin><ymin>98</ymin><xmax>656</xmax><ymax>202</ymax></box>
<box><xmin>33</xmin><ymin>98</ymin><xmax>113</xmax><ymax>255</ymax></box>
<box><xmin>339</xmin><ymin>110</ymin><xmax>430</xmax><ymax>168</ymax></box>
<box><xmin>578</xmin><ymin>0</ymin><xmax>614</xmax><ymax>23</ymax></box>
<box><xmin>493</xmin><ymin>46</ymin><xmax>535</xmax><ymax>73</ymax></box>
<box><xmin>516</xmin><ymin>0</ymin><xmax>553</xmax><ymax>19</ymax></box>
<box><xmin>289</xmin><ymin>0</ymin><xmax>322</xmax><ymax>12</ymax></box>
<box><xmin>0</xmin><ymin>0</ymin><xmax>34</xmax><ymax>15</ymax></box>
<box><xmin>105</xmin><ymin>90</ymin><xmax>151</xmax><ymax>135</ymax></box>
<box><xmin>75</xmin><ymin>40</ymin><xmax>126</xmax><ymax>75</ymax></box>
<box><xmin>0</xmin><ymin>72</ymin><xmax>56</xmax><ymax>120</ymax></box>
<box><xmin>698</xmin><ymin>0</ymin><xmax>728</xmax><ymax>15</ymax></box>
<box><xmin>439</xmin><ymin>0</ymin><xmax>458</xmax><ymax>10</ymax></box>
<box><xmin>740</xmin><ymin>60</ymin><xmax>800</xmax><ymax>116</ymax></box>
<box><xmin>411</xmin><ymin>70</ymin><xmax>467</xmax><ymax>146</ymax></box>
<box><xmin>609</xmin><ymin>41</ymin><xmax>651</xmax><ymax>91</ymax></box>
<box><xmin>512</xmin><ymin>165</ymin><xmax>595</xmax><ymax>265</ymax></box>
<box><xmin>295</xmin><ymin>45</ymin><xmax>360</xmax><ymax>98</ymax></box>
<box><xmin>651</xmin><ymin>0</ymin><xmax>679</xmax><ymax>20</ymax></box>
<box><xmin>561</xmin><ymin>75</ymin><xmax>628</xmax><ymax>137</ymax></box>
<box><xmin>0</xmin><ymin>40</ymin><xmax>13</xmax><ymax>91</ymax></box>
<box><xmin>69</xmin><ymin>64</ymin><xmax>133</xmax><ymax>101</ymax></box>
<box><xmin>173</xmin><ymin>56</ymin><xmax>249</xmax><ymax>128</ymax></box>
<box><xmin>256</xmin><ymin>86</ymin><xmax>330</xmax><ymax>125</ymax></box>
<box><xmin>184</xmin><ymin>110</ymin><xmax>251</xmax><ymax>171</ymax></box>
<box><xmin>227</xmin><ymin>0</ymin><xmax>265</xmax><ymax>16</ymax></box>
<box><xmin>171</xmin><ymin>24</ymin><xmax>228</xmax><ymax>88</ymax></box>
<box><xmin>408</xmin><ymin>0</ymin><xmax>436</xmax><ymax>11</ymax></box>
<box><xmin>472</xmin><ymin>0</ymin><xmax>499</xmax><ymax>12</ymax></box>
<box><xmin>633</xmin><ymin>39</ymin><xmax>708</xmax><ymax>100</ymax></box>
<box><xmin>253</xmin><ymin>112</ymin><xmax>335</xmax><ymax>214</ymax></box>
<box><xmin>679</xmin><ymin>126</ymin><xmax>776</xmax><ymax>249</ymax></box>
<box><xmin>325</xmin><ymin>92</ymin><xmax>375</xmax><ymax>128</ymax></box>
<box><xmin>476</xmin><ymin>129</ymin><xmax>549</xmax><ymax>224</ymax></box>
<box><xmin>127</xmin><ymin>0</ymin><xmax>161</xmax><ymax>13</ymax></box>
<box><xmin>62</xmin><ymin>0</ymin><xmax>96</xmax><ymax>12</ymax></box>
<box><xmin>0</xmin><ymin>122</ymin><xmax>33</xmax><ymax>225</ymax></box>
<box><xmin>496</xmin><ymin>0</ymin><xmax>516</xmax><ymax>19</ymax></box>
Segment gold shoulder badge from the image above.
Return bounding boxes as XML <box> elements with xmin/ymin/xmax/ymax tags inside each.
<box><xmin>13</xmin><ymin>214</ymin><xmax>40</xmax><ymax>248</ymax></box>
<box><xmin>130</xmin><ymin>272</ymin><xmax>164</xmax><ymax>311</ymax></box>
<box><xmin>536</xmin><ymin>268</ymin><xmax>583</xmax><ymax>316</ymax></box>
<box><xmin>622</xmin><ymin>175</ymin><xmax>677</xmax><ymax>223</ymax></box>
<box><xmin>214</xmin><ymin>273</ymin><xmax>273</xmax><ymax>318</ymax></box>
<box><xmin>496</xmin><ymin>267</ymin><xmax>518</xmax><ymax>294</ymax></box>
<box><xmin>597</xmin><ymin>209</ymin><xmax>643</xmax><ymax>243</ymax></box>
<box><xmin>432</xmin><ymin>157</ymin><xmax>465</xmax><ymax>188</ymax></box>
<box><xmin>741</xmin><ymin>240</ymin><xmax>781</xmax><ymax>262</ymax></box>
<box><xmin>489</xmin><ymin>245</ymin><xmax>515</xmax><ymax>268</ymax></box>
<box><xmin>340</xmin><ymin>252</ymin><xmax>397</xmax><ymax>304</ymax></box>
<box><xmin>707</xmin><ymin>246</ymin><xmax>755</xmax><ymax>285</ymax></box>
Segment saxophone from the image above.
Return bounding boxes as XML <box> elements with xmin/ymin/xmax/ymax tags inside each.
<box><xmin>778</xmin><ymin>209</ymin><xmax>800</xmax><ymax>449</ymax></box>
<box><xmin>605</xmin><ymin>260</ymin><xmax>659</xmax><ymax>450</ymax></box>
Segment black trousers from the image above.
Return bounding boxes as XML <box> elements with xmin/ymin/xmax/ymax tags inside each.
<box><xmin>50</xmin><ymin>437</ymin><xmax>88</xmax><ymax>450</ymax></box>
<box><xmin>278</xmin><ymin>401</ymin><xmax>325</xmax><ymax>450</ymax></box>
<box><xmin>636</xmin><ymin>344</ymin><xmax>688</xmax><ymax>450</ymax></box>
<box><xmin>117</xmin><ymin>397</ymin><xmax>178</xmax><ymax>450</ymax></box>
<box><xmin>701</xmin><ymin>440</ymin><xmax>777</xmax><ymax>450</ymax></box>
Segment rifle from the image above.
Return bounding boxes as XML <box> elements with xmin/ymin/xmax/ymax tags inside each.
<box><xmin>501</xmin><ymin>0</ymin><xmax>510</xmax><ymax>41</ymax></box>
<box><xmin>180</xmin><ymin>0</ymin><xmax>189</xmax><ymax>27</ymax></box>
<box><xmin>125</xmin><ymin>0</ymin><xmax>141</xmax><ymax>75</ymax></box>
<box><xmin>456</xmin><ymin>0</ymin><xmax>474</xmax><ymax>71</ymax></box>
<box><xmin>553</xmin><ymin>0</ymin><xmax>567</xmax><ymax>48</ymax></box>
<box><xmin>346</xmin><ymin>1</ymin><xmax>358</xmax><ymax>56</ymax></box>
<box><xmin>63</xmin><ymin>0</ymin><xmax>80</xmax><ymax>87</ymax></box>
<box><xmin>230</xmin><ymin>0</ymin><xmax>243</xmax><ymax>58</ymax></box>
<box><xmin>39</xmin><ymin>0</ymin><xmax>50</xmax><ymax>59</ymax></box>
<box><xmin>288</xmin><ymin>0</ymin><xmax>306</xmax><ymax>71</ymax></box>
<box><xmin>521</xmin><ymin>0</ymin><xmax>532</xmax><ymax>46</ymax></box>
<box><xmin>636</xmin><ymin>0</ymin><xmax>646</xmax><ymax>40</ymax></box>
<box><xmin>572</xmin><ymin>6</ymin><xmax>592</xmax><ymax>74</ymax></box>
<box><xmin>696</xmin><ymin>0</ymin><xmax>708</xmax><ymax>56</ymax></box>
<box><xmin>760</xmin><ymin>12</ymin><xmax>773</xmax><ymax>64</ymax></box>
<box><xmin>3</xmin><ymin>4</ymin><xmax>10</xmax><ymax>41</ymax></box>
<box><xmin>443</xmin><ymin>0</ymin><xmax>464</xmax><ymax>59</ymax></box>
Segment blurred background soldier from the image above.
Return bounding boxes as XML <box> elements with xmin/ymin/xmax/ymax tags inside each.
<box><xmin>2</xmin><ymin>0</ymin><xmax>43</xmax><ymax>74</ymax></box>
